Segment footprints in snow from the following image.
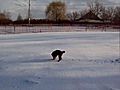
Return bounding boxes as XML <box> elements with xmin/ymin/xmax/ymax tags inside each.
<box><xmin>69</xmin><ymin>58</ymin><xmax>120</xmax><ymax>64</ymax></box>
<box><xmin>24</xmin><ymin>76</ymin><xmax>41</xmax><ymax>85</ymax></box>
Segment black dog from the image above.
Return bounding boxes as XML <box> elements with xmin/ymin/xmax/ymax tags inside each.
<box><xmin>51</xmin><ymin>50</ymin><xmax>65</xmax><ymax>62</ymax></box>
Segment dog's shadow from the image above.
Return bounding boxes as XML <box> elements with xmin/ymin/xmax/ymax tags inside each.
<box><xmin>21</xmin><ymin>58</ymin><xmax>53</xmax><ymax>63</ymax></box>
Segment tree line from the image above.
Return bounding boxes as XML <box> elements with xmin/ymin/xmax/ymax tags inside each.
<box><xmin>46</xmin><ymin>0</ymin><xmax>120</xmax><ymax>23</ymax></box>
<box><xmin>0</xmin><ymin>0</ymin><xmax>120</xmax><ymax>25</ymax></box>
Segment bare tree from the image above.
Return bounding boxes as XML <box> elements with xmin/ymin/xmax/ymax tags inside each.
<box><xmin>67</xmin><ymin>11</ymin><xmax>80</xmax><ymax>21</ymax></box>
<box><xmin>46</xmin><ymin>1</ymin><xmax>66</xmax><ymax>21</ymax></box>
<box><xmin>101</xmin><ymin>7</ymin><xmax>115</xmax><ymax>21</ymax></box>
<box><xmin>113</xmin><ymin>6</ymin><xmax>120</xmax><ymax>22</ymax></box>
<box><xmin>99</xmin><ymin>7</ymin><xmax>108</xmax><ymax>21</ymax></box>
<box><xmin>87</xmin><ymin>0</ymin><xmax>104</xmax><ymax>16</ymax></box>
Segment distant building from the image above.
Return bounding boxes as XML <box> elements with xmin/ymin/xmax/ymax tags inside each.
<box><xmin>0</xmin><ymin>13</ymin><xmax>6</xmax><ymax>20</ymax></box>
<box><xmin>77</xmin><ymin>11</ymin><xmax>103</xmax><ymax>23</ymax></box>
<box><xmin>0</xmin><ymin>13</ymin><xmax>12</xmax><ymax>25</ymax></box>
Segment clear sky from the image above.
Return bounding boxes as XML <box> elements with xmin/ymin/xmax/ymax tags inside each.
<box><xmin>0</xmin><ymin>0</ymin><xmax>120</xmax><ymax>20</ymax></box>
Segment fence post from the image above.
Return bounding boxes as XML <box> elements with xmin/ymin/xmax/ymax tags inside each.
<box><xmin>14</xmin><ymin>25</ymin><xmax>15</xmax><ymax>33</ymax></box>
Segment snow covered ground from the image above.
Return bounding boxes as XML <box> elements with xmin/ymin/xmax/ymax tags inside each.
<box><xmin>0</xmin><ymin>32</ymin><xmax>120</xmax><ymax>90</ymax></box>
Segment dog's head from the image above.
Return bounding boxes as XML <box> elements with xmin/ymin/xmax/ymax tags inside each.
<box><xmin>62</xmin><ymin>51</ymin><xmax>65</xmax><ymax>53</ymax></box>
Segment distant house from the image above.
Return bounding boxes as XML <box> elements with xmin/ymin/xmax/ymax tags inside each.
<box><xmin>0</xmin><ymin>13</ymin><xmax>6</xmax><ymax>20</ymax></box>
<box><xmin>77</xmin><ymin>11</ymin><xmax>103</xmax><ymax>23</ymax></box>
<box><xmin>0</xmin><ymin>13</ymin><xmax>12</xmax><ymax>25</ymax></box>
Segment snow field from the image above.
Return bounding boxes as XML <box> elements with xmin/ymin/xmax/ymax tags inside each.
<box><xmin>0</xmin><ymin>32</ymin><xmax>120</xmax><ymax>90</ymax></box>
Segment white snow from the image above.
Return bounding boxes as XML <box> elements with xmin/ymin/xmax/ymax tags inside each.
<box><xmin>0</xmin><ymin>32</ymin><xmax>120</xmax><ymax>90</ymax></box>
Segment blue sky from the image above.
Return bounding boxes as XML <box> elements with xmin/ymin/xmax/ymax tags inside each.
<box><xmin>0</xmin><ymin>0</ymin><xmax>120</xmax><ymax>20</ymax></box>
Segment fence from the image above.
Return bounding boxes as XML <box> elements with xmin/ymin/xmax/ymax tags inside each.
<box><xmin>0</xmin><ymin>25</ymin><xmax>119</xmax><ymax>34</ymax></box>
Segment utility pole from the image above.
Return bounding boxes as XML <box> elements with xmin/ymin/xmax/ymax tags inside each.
<box><xmin>28</xmin><ymin>0</ymin><xmax>31</xmax><ymax>25</ymax></box>
<box><xmin>118</xmin><ymin>28</ymin><xmax>120</xmax><ymax>73</ymax></box>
